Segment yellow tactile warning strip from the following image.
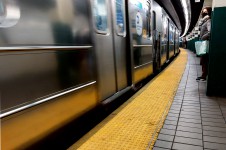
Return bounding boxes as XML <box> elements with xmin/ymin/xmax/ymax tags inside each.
<box><xmin>69</xmin><ymin>49</ymin><xmax>188</xmax><ymax>150</ymax></box>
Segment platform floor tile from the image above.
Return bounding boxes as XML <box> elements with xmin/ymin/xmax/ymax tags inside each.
<box><xmin>154</xmin><ymin>50</ymin><xmax>226</xmax><ymax>150</ymax></box>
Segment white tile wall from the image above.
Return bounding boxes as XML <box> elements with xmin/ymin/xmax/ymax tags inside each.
<box><xmin>212</xmin><ymin>0</ymin><xmax>226</xmax><ymax>8</ymax></box>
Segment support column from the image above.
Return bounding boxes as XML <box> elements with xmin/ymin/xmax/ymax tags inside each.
<box><xmin>207</xmin><ymin>0</ymin><xmax>226</xmax><ymax>96</ymax></box>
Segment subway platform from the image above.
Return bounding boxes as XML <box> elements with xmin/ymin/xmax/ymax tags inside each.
<box><xmin>69</xmin><ymin>49</ymin><xmax>226</xmax><ymax>150</ymax></box>
<box><xmin>153</xmin><ymin>50</ymin><xmax>226</xmax><ymax>150</ymax></box>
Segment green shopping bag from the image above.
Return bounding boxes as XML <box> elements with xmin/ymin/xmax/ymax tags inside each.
<box><xmin>195</xmin><ymin>41</ymin><xmax>209</xmax><ymax>56</ymax></box>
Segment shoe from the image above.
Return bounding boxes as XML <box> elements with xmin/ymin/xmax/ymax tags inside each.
<box><xmin>197</xmin><ymin>78</ymin><xmax>206</xmax><ymax>82</ymax></box>
<box><xmin>196</xmin><ymin>77</ymin><xmax>202</xmax><ymax>80</ymax></box>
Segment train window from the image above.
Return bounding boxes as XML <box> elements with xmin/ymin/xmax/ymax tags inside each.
<box><xmin>0</xmin><ymin>0</ymin><xmax>5</xmax><ymax>23</ymax></box>
<box><xmin>93</xmin><ymin>0</ymin><xmax>109</xmax><ymax>34</ymax></box>
<box><xmin>162</xmin><ymin>15</ymin><xmax>167</xmax><ymax>40</ymax></box>
<box><xmin>115</xmin><ymin>0</ymin><xmax>125</xmax><ymax>36</ymax></box>
<box><xmin>152</xmin><ymin>11</ymin><xmax>156</xmax><ymax>30</ymax></box>
<box><xmin>152</xmin><ymin>11</ymin><xmax>156</xmax><ymax>41</ymax></box>
<box><xmin>146</xmin><ymin>2</ymin><xmax>151</xmax><ymax>38</ymax></box>
<box><xmin>167</xmin><ymin>19</ymin><xmax>170</xmax><ymax>40</ymax></box>
<box><xmin>172</xmin><ymin>26</ymin><xmax>175</xmax><ymax>42</ymax></box>
<box><xmin>162</xmin><ymin>15</ymin><xmax>164</xmax><ymax>39</ymax></box>
<box><xmin>175</xmin><ymin>30</ymin><xmax>177</xmax><ymax>41</ymax></box>
<box><xmin>169</xmin><ymin>25</ymin><xmax>172</xmax><ymax>42</ymax></box>
<box><xmin>0</xmin><ymin>0</ymin><xmax>20</xmax><ymax>28</ymax></box>
<box><xmin>171</xmin><ymin>27</ymin><xmax>173</xmax><ymax>42</ymax></box>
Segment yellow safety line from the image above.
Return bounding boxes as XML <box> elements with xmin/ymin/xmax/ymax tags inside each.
<box><xmin>69</xmin><ymin>49</ymin><xmax>188</xmax><ymax>150</ymax></box>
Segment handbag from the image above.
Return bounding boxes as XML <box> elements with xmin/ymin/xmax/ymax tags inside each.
<box><xmin>195</xmin><ymin>40</ymin><xmax>209</xmax><ymax>56</ymax></box>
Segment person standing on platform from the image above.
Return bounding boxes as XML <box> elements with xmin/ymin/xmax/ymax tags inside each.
<box><xmin>196</xmin><ymin>7</ymin><xmax>212</xmax><ymax>82</ymax></box>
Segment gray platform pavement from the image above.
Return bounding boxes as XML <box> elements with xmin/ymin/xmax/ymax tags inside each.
<box><xmin>153</xmin><ymin>50</ymin><xmax>226</xmax><ymax>150</ymax></box>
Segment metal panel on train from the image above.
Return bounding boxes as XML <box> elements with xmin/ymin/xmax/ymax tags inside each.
<box><xmin>0</xmin><ymin>0</ymin><xmax>95</xmax><ymax>113</ymax></box>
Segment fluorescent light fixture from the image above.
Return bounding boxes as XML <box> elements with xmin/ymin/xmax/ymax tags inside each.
<box><xmin>180</xmin><ymin>0</ymin><xmax>191</xmax><ymax>37</ymax></box>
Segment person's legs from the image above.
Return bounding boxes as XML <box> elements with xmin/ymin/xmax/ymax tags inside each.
<box><xmin>196</xmin><ymin>56</ymin><xmax>204</xmax><ymax>80</ymax></box>
<box><xmin>200</xmin><ymin>54</ymin><xmax>209</xmax><ymax>81</ymax></box>
<box><xmin>201</xmin><ymin>62</ymin><xmax>207</xmax><ymax>79</ymax></box>
<box><xmin>196</xmin><ymin>54</ymin><xmax>208</xmax><ymax>81</ymax></box>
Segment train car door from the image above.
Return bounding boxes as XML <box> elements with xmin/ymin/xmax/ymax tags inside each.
<box><xmin>111</xmin><ymin>0</ymin><xmax>129</xmax><ymax>91</ymax></box>
<box><xmin>127</xmin><ymin>0</ymin><xmax>153</xmax><ymax>84</ymax></box>
<box><xmin>92</xmin><ymin>0</ymin><xmax>117</xmax><ymax>100</ymax></box>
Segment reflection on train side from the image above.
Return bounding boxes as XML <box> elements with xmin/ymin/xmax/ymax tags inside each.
<box><xmin>0</xmin><ymin>0</ymin><xmax>20</xmax><ymax>28</ymax></box>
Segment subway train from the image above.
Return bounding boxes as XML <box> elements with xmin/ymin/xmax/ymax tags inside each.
<box><xmin>0</xmin><ymin>0</ymin><xmax>180</xmax><ymax>149</ymax></box>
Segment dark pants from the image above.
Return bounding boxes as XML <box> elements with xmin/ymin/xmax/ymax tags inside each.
<box><xmin>200</xmin><ymin>54</ymin><xmax>209</xmax><ymax>79</ymax></box>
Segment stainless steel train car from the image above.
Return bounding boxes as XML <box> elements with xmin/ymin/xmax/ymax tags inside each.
<box><xmin>0</xmin><ymin>0</ymin><xmax>180</xmax><ymax>149</ymax></box>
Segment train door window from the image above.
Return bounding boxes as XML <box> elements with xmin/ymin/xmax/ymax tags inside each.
<box><xmin>174</xmin><ymin>30</ymin><xmax>177</xmax><ymax>43</ymax></box>
<box><xmin>174</xmin><ymin>27</ymin><xmax>176</xmax><ymax>42</ymax></box>
<box><xmin>173</xmin><ymin>26</ymin><xmax>174</xmax><ymax>42</ymax></box>
<box><xmin>161</xmin><ymin>15</ymin><xmax>164</xmax><ymax>39</ymax></box>
<box><xmin>115</xmin><ymin>0</ymin><xmax>125</xmax><ymax>36</ymax></box>
<box><xmin>0</xmin><ymin>0</ymin><xmax>5</xmax><ymax>23</ymax></box>
<box><xmin>93</xmin><ymin>0</ymin><xmax>109</xmax><ymax>34</ymax></box>
<box><xmin>167</xmin><ymin>19</ymin><xmax>169</xmax><ymax>41</ymax></box>
<box><xmin>169</xmin><ymin>24</ymin><xmax>173</xmax><ymax>42</ymax></box>
<box><xmin>152</xmin><ymin>11</ymin><xmax>156</xmax><ymax>41</ymax></box>
<box><xmin>171</xmin><ymin>25</ymin><xmax>174</xmax><ymax>42</ymax></box>
<box><xmin>146</xmin><ymin>2</ymin><xmax>151</xmax><ymax>38</ymax></box>
<box><xmin>152</xmin><ymin>11</ymin><xmax>156</xmax><ymax>31</ymax></box>
<box><xmin>0</xmin><ymin>0</ymin><xmax>20</xmax><ymax>28</ymax></box>
<box><xmin>162</xmin><ymin>15</ymin><xmax>167</xmax><ymax>40</ymax></box>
